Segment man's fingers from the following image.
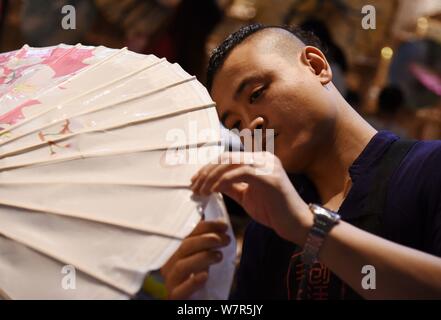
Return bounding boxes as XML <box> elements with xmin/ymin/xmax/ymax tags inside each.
<box><xmin>168</xmin><ymin>271</ymin><xmax>208</xmax><ymax>300</ymax></box>
<box><xmin>190</xmin><ymin>164</ymin><xmax>216</xmax><ymax>194</ymax></box>
<box><xmin>179</xmin><ymin>232</ymin><xmax>231</xmax><ymax>258</ymax></box>
<box><xmin>217</xmin><ymin>182</ymin><xmax>249</xmax><ymax>205</ymax></box>
<box><xmin>206</xmin><ymin>167</ymin><xmax>256</xmax><ymax>203</ymax></box>
<box><xmin>190</xmin><ymin>152</ymin><xmax>257</xmax><ymax>193</ymax></box>
<box><xmin>192</xmin><ymin>164</ymin><xmax>255</xmax><ymax>197</ymax></box>
<box><xmin>163</xmin><ymin>232</ymin><xmax>229</xmax><ymax>273</ymax></box>
<box><xmin>161</xmin><ymin>221</ymin><xmax>229</xmax><ymax>277</ymax></box>
<box><xmin>168</xmin><ymin>250</ymin><xmax>223</xmax><ymax>290</ymax></box>
<box><xmin>211</xmin><ymin>166</ymin><xmax>255</xmax><ymax>192</ymax></box>
<box><xmin>190</xmin><ymin>220</ymin><xmax>228</xmax><ymax>237</ymax></box>
<box><xmin>197</xmin><ymin>163</ymin><xmax>244</xmax><ymax>196</ymax></box>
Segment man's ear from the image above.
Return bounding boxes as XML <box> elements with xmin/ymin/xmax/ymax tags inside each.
<box><xmin>300</xmin><ymin>46</ymin><xmax>332</xmax><ymax>85</ymax></box>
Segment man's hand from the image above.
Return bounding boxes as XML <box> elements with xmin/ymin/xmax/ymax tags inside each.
<box><xmin>191</xmin><ymin>152</ymin><xmax>313</xmax><ymax>245</ymax></box>
<box><xmin>160</xmin><ymin>220</ymin><xmax>230</xmax><ymax>299</ymax></box>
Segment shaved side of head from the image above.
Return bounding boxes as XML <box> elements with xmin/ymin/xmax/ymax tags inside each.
<box><xmin>241</xmin><ymin>27</ymin><xmax>306</xmax><ymax>64</ymax></box>
<box><xmin>206</xmin><ymin>24</ymin><xmax>322</xmax><ymax>91</ymax></box>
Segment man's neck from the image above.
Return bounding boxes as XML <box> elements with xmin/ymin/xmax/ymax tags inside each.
<box><xmin>305</xmin><ymin>93</ymin><xmax>377</xmax><ymax>208</ymax></box>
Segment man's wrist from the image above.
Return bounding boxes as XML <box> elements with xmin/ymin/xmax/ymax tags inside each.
<box><xmin>291</xmin><ymin>206</ymin><xmax>314</xmax><ymax>246</ymax></box>
<box><xmin>300</xmin><ymin>204</ymin><xmax>341</xmax><ymax>265</ymax></box>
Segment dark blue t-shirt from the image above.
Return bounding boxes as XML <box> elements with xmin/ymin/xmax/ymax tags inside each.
<box><xmin>231</xmin><ymin>131</ymin><xmax>441</xmax><ymax>299</ymax></box>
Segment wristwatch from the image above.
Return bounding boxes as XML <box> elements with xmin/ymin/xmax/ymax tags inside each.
<box><xmin>302</xmin><ymin>203</ymin><xmax>341</xmax><ymax>266</ymax></box>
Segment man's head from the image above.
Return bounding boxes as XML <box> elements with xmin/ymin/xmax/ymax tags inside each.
<box><xmin>207</xmin><ymin>24</ymin><xmax>341</xmax><ymax>173</ymax></box>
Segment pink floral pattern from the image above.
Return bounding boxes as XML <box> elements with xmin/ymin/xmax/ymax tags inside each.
<box><xmin>0</xmin><ymin>45</ymin><xmax>95</xmax><ymax>127</ymax></box>
<box><xmin>0</xmin><ymin>99</ymin><xmax>40</xmax><ymax>130</ymax></box>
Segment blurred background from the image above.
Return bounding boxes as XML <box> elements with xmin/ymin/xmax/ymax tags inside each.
<box><xmin>1</xmin><ymin>0</ymin><xmax>441</xmax><ymax>270</ymax></box>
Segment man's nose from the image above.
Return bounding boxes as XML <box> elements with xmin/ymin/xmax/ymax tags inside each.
<box><xmin>247</xmin><ymin>117</ymin><xmax>265</xmax><ymax>131</ymax></box>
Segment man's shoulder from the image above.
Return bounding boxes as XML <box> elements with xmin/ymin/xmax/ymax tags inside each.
<box><xmin>403</xmin><ymin>140</ymin><xmax>441</xmax><ymax>255</ymax></box>
<box><xmin>389</xmin><ymin>139</ymin><xmax>441</xmax><ymax>221</ymax></box>
<box><xmin>396</xmin><ymin>139</ymin><xmax>441</xmax><ymax>182</ymax></box>
<box><xmin>410</xmin><ymin>139</ymin><xmax>441</xmax><ymax>161</ymax></box>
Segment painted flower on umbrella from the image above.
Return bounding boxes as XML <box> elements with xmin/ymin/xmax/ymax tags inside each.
<box><xmin>0</xmin><ymin>46</ymin><xmax>95</xmax><ymax>128</ymax></box>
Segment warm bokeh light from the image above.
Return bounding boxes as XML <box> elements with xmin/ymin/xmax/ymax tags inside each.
<box><xmin>381</xmin><ymin>46</ymin><xmax>394</xmax><ymax>60</ymax></box>
<box><xmin>417</xmin><ymin>16</ymin><xmax>429</xmax><ymax>34</ymax></box>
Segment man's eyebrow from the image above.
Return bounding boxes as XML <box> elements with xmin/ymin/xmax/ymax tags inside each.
<box><xmin>220</xmin><ymin>111</ymin><xmax>231</xmax><ymax>127</ymax></box>
<box><xmin>233</xmin><ymin>75</ymin><xmax>264</xmax><ymax>101</ymax></box>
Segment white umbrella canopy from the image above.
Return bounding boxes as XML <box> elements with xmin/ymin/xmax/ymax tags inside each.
<box><xmin>0</xmin><ymin>44</ymin><xmax>235</xmax><ymax>299</ymax></box>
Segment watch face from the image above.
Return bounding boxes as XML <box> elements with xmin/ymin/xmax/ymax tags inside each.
<box><xmin>309</xmin><ymin>203</ymin><xmax>341</xmax><ymax>223</ymax></box>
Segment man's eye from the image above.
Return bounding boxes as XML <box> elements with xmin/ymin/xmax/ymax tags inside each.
<box><xmin>249</xmin><ymin>87</ymin><xmax>265</xmax><ymax>104</ymax></box>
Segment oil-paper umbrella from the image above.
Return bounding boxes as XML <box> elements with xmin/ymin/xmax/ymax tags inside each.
<box><xmin>0</xmin><ymin>44</ymin><xmax>235</xmax><ymax>299</ymax></box>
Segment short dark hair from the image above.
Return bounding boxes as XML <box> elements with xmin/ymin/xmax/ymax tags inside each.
<box><xmin>206</xmin><ymin>24</ymin><xmax>323</xmax><ymax>92</ymax></box>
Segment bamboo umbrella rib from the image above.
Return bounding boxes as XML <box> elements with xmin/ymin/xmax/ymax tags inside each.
<box><xmin>0</xmin><ymin>229</ymin><xmax>138</xmax><ymax>296</ymax></box>
<box><xmin>0</xmin><ymin>139</ymin><xmax>222</xmax><ymax>170</ymax></box>
<box><xmin>0</xmin><ymin>198</ymin><xmax>188</xmax><ymax>240</ymax></box>
<box><xmin>0</xmin><ymin>75</ymin><xmax>197</xmax><ymax>148</ymax></box>
<box><xmin>0</xmin><ymin>49</ymin><xmax>162</xmax><ymax>143</ymax></box>
<box><xmin>0</xmin><ymin>102</ymin><xmax>216</xmax><ymax>159</ymax></box>
<box><xmin>0</xmin><ymin>47</ymin><xmax>128</xmax><ymax>138</ymax></box>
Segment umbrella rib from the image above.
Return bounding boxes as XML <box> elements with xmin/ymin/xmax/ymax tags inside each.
<box><xmin>0</xmin><ymin>51</ymin><xmax>164</xmax><ymax>144</ymax></box>
<box><xmin>0</xmin><ymin>180</ymin><xmax>191</xmax><ymax>188</ymax></box>
<box><xmin>0</xmin><ymin>197</ymin><xmax>187</xmax><ymax>240</ymax></box>
<box><xmin>0</xmin><ymin>102</ymin><xmax>216</xmax><ymax>159</ymax></box>
<box><xmin>0</xmin><ymin>47</ymin><xmax>128</xmax><ymax>138</ymax></box>
<box><xmin>0</xmin><ymin>139</ymin><xmax>223</xmax><ymax>171</ymax></box>
<box><xmin>0</xmin><ymin>74</ymin><xmax>196</xmax><ymax>148</ymax></box>
<box><xmin>0</xmin><ymin>229</ymin><xmax>137</xmax><ymax>296</ymax></box>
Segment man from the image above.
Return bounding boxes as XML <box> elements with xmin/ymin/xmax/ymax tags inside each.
<box><xmin>160</xmin><ymin>24</ymin><xmax>441</xmax><ymax>299</ymax></box>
